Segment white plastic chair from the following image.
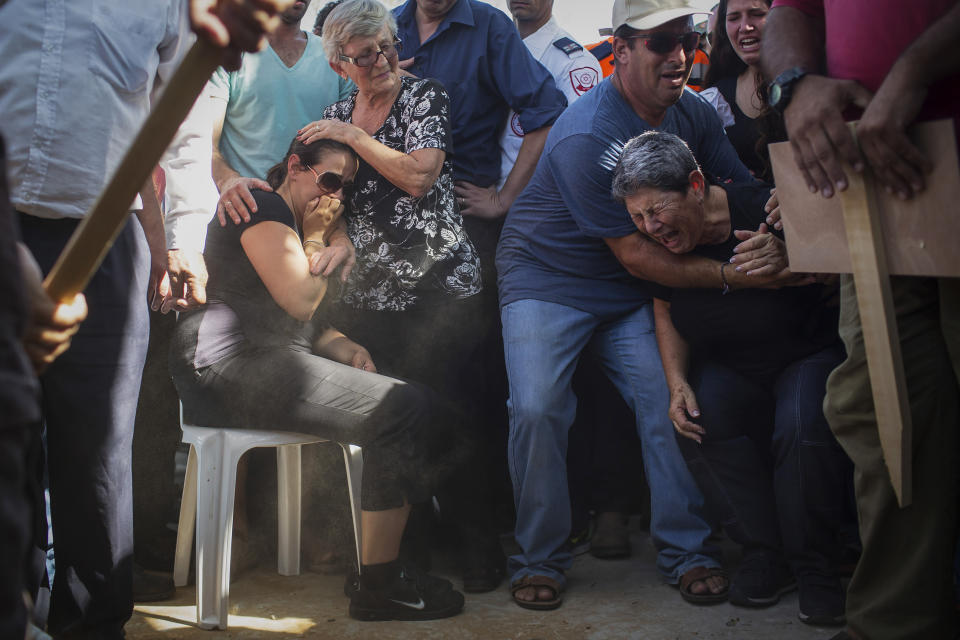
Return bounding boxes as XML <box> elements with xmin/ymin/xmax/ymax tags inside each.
<box><xmin>173</xmin><ymin>413</ymin><xmax>363</xmax><ymax>630</ymax></box>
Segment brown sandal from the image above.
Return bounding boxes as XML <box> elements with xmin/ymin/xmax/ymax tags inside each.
<box><xmin>679</xmin><ymin>566</ymin><xmax>729</xmax><ymax>605</ymax></box>
<box><xmin>511</xmin><ymin>575</ymin><xmax>564</xmax><ymax>610</ymax></box>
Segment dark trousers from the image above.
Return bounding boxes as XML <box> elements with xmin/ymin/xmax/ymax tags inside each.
<box><xmin>132</xmin><ymin>309</ymin><xmax>181</xmax><ymax>570</ymax></box>
<box><xmin>330</xmin><ymin>294</ymin><xmax>500</xmax><ymax>555</ymax></box>
<box><xmin>568</xmin><ymin>353</ymin><xmax>647</xmax><ymax>534</ymax></box>
<box><xmin>171</xmin><ymin>339</ymin><xmax>471</xmax><ymax>512</ymax></box>
<box><xmin>0</xmin><ymin>427</ymin><xmax>32</xmax><ymax>639</ymax></box>
<box><xmin>19</xmin><ymin>213</ymin><xmax>150</xmax><ymax>639</ymax></box>
<box><xmin>679</xmin><ymin>344</ymin><xmax>852</xmax><ymax>577</ymax></box>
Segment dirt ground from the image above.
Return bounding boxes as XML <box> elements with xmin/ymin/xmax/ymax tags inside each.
<box><xmin>128</xmin><ymin>524</ymin><xmax>842</xmax><ymax>639</ymax></box>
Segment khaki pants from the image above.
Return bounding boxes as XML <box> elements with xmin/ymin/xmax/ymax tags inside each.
<box><xmin>825</xmin><ymin>275</ymin><xmax>960</xmax><ymax>639</ymax></box>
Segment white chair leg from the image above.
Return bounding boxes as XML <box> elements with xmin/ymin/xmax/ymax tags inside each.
<box><xmin>173</xmin><ymin>445</ymin><xmax>198</xmax><ymax>587</ymax></box>
<box><xmin>341</xmin><ymin>444</ymin><xmax>364</xmax><ymax>573</ymax></box>
<box><xmin>276</xmin><ymin>444</ymin><xmax>302</xmax><ymax>576</ymax></box>
<box><xmin>194</xmin><ymin>431</ymin><xmax>240</xmax><ymax>630</ymax></box>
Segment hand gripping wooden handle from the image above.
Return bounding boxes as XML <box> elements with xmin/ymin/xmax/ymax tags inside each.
<box><xmin>42</xmin><ymin>37</ymin><xmax>223</xmax><ymax>302</ymax></box>
<box><xmin>838</xmin><ymin>122</ymin><xmax>913</xmax><ymax>508</ymax></box>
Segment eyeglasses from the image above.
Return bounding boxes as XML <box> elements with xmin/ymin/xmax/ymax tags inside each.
<box><xmin>306</xmin><ymin>165</ymin><xmax>347</xmax><ymax>193</ymax></box>
<box><xmin>625</xmin><ymin>31</ymin><xmax>700</xmax><ymax>55</ymax></box>
<box><xmin>338</xmin><ymin>39</ymin><xmax>402</xmax><ymax>67</ymax></box>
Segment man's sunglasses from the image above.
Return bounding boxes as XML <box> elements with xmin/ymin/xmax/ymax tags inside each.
<box><xmin>307</xmin><ymin>165</ymin><xmax>347</xmax><ymax>193</ymax></box>
<box><xmin>338</xmin><ymin>39</ymin><xmax>402</xmax><ymax>67</ymax></box>
<box><xmin>625</xmin><ymin>31</ymin><xmax>700</xmax><ymax>55</ymax></box>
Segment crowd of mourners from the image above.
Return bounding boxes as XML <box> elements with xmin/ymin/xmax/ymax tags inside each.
<box><xmin>1</xmin><ymin>0</ymin><xmax>958</xmax><ymax>638</ymax></box>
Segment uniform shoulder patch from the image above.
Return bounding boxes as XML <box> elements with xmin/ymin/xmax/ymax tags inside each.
<box><xmin>569</xmin><ymin>66</ymin><xmax>599</xmax><ymax>96</ymax></box>
<box><xmin>553</xmin><ymin>37</ymin><xmax>583</xmax><ymax>57</ymax></box>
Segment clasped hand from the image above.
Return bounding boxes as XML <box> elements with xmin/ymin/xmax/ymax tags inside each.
<box><xmin>302</xmin><ymin>195</ymin><xmax>344</xmax><ymax>239</ymax></box>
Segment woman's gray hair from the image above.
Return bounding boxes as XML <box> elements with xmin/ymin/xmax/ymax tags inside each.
<box><xmin>321</xmin><ymin>0</ymin><xmax>398</xmax><ymax>64</ymax></box>
<box><xmin>611</xmin><ymin>131</ymin><xmax>702</xmax><ymax>201</ymax></box>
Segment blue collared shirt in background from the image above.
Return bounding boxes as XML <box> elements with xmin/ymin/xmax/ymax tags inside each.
<box><xmin>393</xmin><ymin>0</ymin><xmax>567</xmax><ymax>187</ymax></box>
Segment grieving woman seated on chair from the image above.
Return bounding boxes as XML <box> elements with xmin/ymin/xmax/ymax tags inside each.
<box><xmin>611</xmin><ymin>131</ymin><xmax>853</xmax><ymax>627</ymax></box>
<box><xmin>170</xmin><ymin>136</ymin><xmax>467</xmax><ymax>621</ymax></box>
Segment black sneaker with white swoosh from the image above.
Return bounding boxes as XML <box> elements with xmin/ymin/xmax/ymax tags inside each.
<box><xmin>349</xmin><ymin>564</ymin><xmax>464</xmax><ymax>621</ymax></box>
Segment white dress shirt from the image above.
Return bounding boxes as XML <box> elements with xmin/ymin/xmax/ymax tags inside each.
<box><xmin>0</xmin><ymin>0</ymin><xmax>217</xmax><ymax>253</ymax></box>
<box><xmin>497</xmin><ymin>16</ymin><xmax>603</xmax><ymax>189</ymax></box>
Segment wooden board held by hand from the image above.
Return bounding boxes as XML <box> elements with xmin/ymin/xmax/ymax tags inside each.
<box><xmin>767</xmin><ymin>121</ymin><xmax>958</xmax><ymax>508</ymax></box>
<box><xmin>770</xmin><ymin>119</ymin><xmax>960</xmax><ymax>277</ymax></box>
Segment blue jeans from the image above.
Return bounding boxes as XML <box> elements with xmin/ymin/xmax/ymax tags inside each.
<box><xmin>502</xmin><ymin>299</ymin><xmax>720</xmax><ymax>587</ymax></box>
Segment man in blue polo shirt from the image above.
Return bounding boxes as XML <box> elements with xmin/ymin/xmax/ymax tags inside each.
<box><xmin>393</xmin><ymin>0</ymin><xmax>567</xmax><ymax>593</ymax></box>
<box><xmin>498</xmin><ymin>0</ymin><xmax>789</xmax><ymax>611</ymax></box>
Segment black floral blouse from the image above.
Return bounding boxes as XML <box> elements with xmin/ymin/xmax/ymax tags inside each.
<box><xmin>323</xmin><ymin>77</ymin><xmax>482</xmax><ymax>311</ymax></box>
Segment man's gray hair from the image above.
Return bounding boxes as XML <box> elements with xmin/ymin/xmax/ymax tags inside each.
<box><xmin>611</xmin><ymin>131</ymin><xmax>701</xmax><ymax>201</ymax></box>
<box><xmin>321</xmin><ymin>0</ymin><xmax>398</xmax><ymax>63</ymax></box>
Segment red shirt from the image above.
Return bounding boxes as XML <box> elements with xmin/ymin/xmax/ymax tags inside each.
<box><xmin>772</xmin><ymin>0</ymin><xmax>960</xmax><ymax>132</ymax></box>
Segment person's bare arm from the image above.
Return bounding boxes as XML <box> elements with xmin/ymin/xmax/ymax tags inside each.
<box><xmin>136</xmin><ymin>178</ymin><xmax>171</xmax><ymax>311</ymax></box>
<box><xmin>653</xmin><ymin>298</ymin><xmax>703</xmax><ymax>443</ymax></box>
<box><xmin>761</xmin><ymin>6</ymin><xmax>871</xmax><ymax>199</ymax></box>
<box><xmin>211</xmin><ymin>95</ymin><xmax>273</xmax><ymax>225</ymax></box>
<box><xmin>605</xmin><ymin>231</ymin><xmax>803</xmax><ymax>290</ymax></box>
<box><xmin>312</xmin><ymin>327</ymin><xmax>377</xmax><ymax>372</ymax></box>
<box><xmin>298</xmin><ymin>120</ymin><xmax>443</xmax><ymax>198</ymax></box>
<box><xmin>606</xmin><ymin>232</ymin><xmax>723</xmax><ymax>288</ymax></box>
<box><xmin>311</xmin><ymin>217</ymin><xmax>357</xmax><ymax>282</ymax></box>
<box><xmin>240</xmin><ymin>195</ymin><xmax>343</xmax><ymax>322</ymax></box>
<box><xmin>856</xmin><ymin>2</ymin><xmax>960</xmax><ymax>199</ymax></box>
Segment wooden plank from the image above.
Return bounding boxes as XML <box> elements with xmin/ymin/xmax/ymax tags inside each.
<box><xmin>770</xmin><ymin>119</ymin><xmax>960</xmax><ymax>277</ymax></box>
<box><xmin>836</xmin><ymin>124</ymin><xmax>913</xmax><ymax>508</ymax></box>
<box><xmin>43</xmin><ymin>38</ymin><xmax>223</xmax><ymax>302</ymax></box>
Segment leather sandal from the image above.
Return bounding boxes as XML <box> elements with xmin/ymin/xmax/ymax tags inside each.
<box><xmin>511</xmin><ymin>575</ymin><xmax>564</xmax><ymax>610</ymax></box>
<box><xmin>679</xmin><ymin>566</ymin><xmax>729</xmax><ymax>605</ymax></box>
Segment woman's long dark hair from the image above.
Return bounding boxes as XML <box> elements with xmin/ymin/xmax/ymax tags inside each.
<box><xmin>265</xmin><ymin>136</ymin><xmax>356</xmax><ymax>189</ymax></box>
<box><xmin>703</xmin><ymin>0</ymin><xmax>771</xmax><ymax>89</ymax></box>
<box><xmin>703</xmin><ymin>0</ymin><xmax>785</xmax><ymax>182</ymax></box>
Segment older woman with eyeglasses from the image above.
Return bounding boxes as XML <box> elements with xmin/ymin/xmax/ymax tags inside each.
<box><xmin>298</xmin><ymin>0</ymin><xmax>481</xmax><ymax>386</ymax></box>
<box><xmin>298</xmin><ymin>0</ymin><xmax>505</xmax><ymax>595</ymax></box>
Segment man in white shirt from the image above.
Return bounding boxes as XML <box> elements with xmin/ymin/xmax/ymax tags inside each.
<box><xmin>497</xmin><ymin>0</ymin><xmax>602</xmax><ymax>189</ymax></box>
<box><xmin>0</xmin><ymin>1</ymin><xmax>285</xmax><ymax>635</ymax></box>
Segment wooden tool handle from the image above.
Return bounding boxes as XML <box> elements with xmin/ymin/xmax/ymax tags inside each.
<box><xmin>43</xmin><ymin>37</ymin><xmax>223</xmax><ymax>302</ymax></box>
<box><xmin>838</xmin><ymin>123</ymin><xmax>913</xmax><ymax>508</ymax></box>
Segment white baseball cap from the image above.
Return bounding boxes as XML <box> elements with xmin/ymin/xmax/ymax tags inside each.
<box><xmin>601</xmin><ymin>0</ymin><xmax>708</xmax><ymax>35</ymax></box>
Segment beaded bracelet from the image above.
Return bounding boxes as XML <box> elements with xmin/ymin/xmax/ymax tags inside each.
<box><xmin>720</xmin><ymin>262</ymin><xmax>731</xmax><ymax>295</ymax></box>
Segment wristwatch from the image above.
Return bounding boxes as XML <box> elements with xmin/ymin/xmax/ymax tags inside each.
<box><xmin>767</xmin><ymin>67</ymin><xmax>808</xmax><ymax>115</ymax></box>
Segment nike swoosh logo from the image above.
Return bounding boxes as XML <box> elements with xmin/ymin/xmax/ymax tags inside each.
<box><xmin>389</xmin><ymin>597</ymin><xmax>426</xmax><ymax>610</ymax></box>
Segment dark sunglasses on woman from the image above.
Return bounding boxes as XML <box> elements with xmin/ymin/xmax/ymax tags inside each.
<box><xmin>626</xmin><ymin>31</ymin><xmax>700</xmax><ymax>55</ymax></box>
<box><xmin>307</xmin><ymin>165</ymin><xmax>347</xmax><ymax>194</ymax></box>
<box><xmin>338</xmin><ymin>39</ymin><xmax>402</xmax><ymax>68</ymax></box>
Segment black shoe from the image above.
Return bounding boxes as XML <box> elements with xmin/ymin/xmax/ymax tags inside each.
<box><xmin>462</xmin><ymin>546</ymin><xmax>506</xmax><ymax>593</ymax></box>
<box><xmin>133</xmin><ymin>564</ymin><xmax>175</xmax><ymax>603</ymax></box>
<box><xmin>344</xmin><ymin>569</ymin><xmax>360</xmax><ymax>598</ymax></box>
<box><xmin>564</xmin><ymin>523</ymin><xmax>592</xmax><ymax>557</ymax></box>
<box><xmin>349</xmin><ymin>565</ymin><xmax>464</xmax><ymax>621</ymax></box>
<box><xmin>798</xmin><ymin>574</ymin><xmax>846</xmax><ymax>627</ymax></box>
<box><xmin>729</xmin><ymin>555</ymin><xmax>796</xmax><ymax>608</ymax></box>
<box><xmin>589</xmin><ymin>512</ymin><xmax>630</xmax><ymax>559</ymax></box>
<box><xmin>462</xmin><ymin>562</ymin><xmax>505</xmax><ymax>594</ymax></box>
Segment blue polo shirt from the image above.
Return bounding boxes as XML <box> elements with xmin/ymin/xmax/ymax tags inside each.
<box><xmin>393</xmin><ymin>0</ymin><xmax>567</xmax><ymax>186</ymax></box>
<box><xmin>496</xmin><ymin>79</ymin><xmax>753</xmax><ymax>321</ymax></box>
